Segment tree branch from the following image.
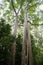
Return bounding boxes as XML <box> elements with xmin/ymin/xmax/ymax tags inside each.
<box><xmin>27</xmin><ymin>21</ymin><xmax>43</xmax><ymax>25</ymax></box>
<box><xmin>27</xmin><ymin>2</ymin><xmax>41</xmax><ymax>10</ymax></box>
<box><xmin>17</xmin><ymin>6</ymin><xmax>21</xmax><ymax>14</ymax></box>
<box><xmin>11</xmin><ymin>0</ymin><xmax>16</xmax><ymax>14</ymax></box>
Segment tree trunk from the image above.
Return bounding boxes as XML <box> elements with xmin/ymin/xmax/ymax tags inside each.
<box><xmin>11</xmin><ymin>13</ymin><xmax>18</xmax><ymax>65</ymax></box>
<box><xmin>21</xmin><ymin>6</ymin><xmax>28</xmax><ymax>65</ymax></box>
<box><xmin>27</xmin><ymin>23</ymin><xmax>33</xmax><ymax>65</ymax></box>
<box><xmin>21</xmin><ymin>6</ymin><xmax>33</xmax><ymax>65</ymax></box>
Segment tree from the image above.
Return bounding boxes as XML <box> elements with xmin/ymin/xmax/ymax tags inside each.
<box><xmin>0</xmin><ymin>0</ymin><xmax>43</xmax><ymax>65</ymax></box>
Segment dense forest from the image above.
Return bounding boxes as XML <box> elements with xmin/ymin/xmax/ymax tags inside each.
<box><xmin>0</xmin><ymin>0</ymin><xmax>43</xmax><ymax>65</ymax></box>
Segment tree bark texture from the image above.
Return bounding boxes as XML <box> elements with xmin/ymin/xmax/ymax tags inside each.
<box><xmin>11</xmin><ymin>13</ymin><xmax>18</xmax><ymax>65</ymax></box>
<box><xmin>21</xmin><ymin>6</ymin><xmax>33</xmax><ymax>65</ymax></box>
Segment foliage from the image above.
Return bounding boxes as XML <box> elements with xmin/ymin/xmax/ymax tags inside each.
<box><xmin>31</xmin><ymin>35</ymin><xmax>43</xmax><ymax>65</ymax></box>
<box><xmin>0</xmin><ymin>18</ymin><xmax>14</xmax><ymax>65</ymax></box>
<box><xmin>0</xmin><ymin>0</ymin><xmax>43</xmax><ymax>65</ymax></box>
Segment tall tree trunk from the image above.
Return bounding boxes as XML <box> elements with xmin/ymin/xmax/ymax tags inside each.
<box><xmin>21</xmin><ymin>6</ymin><xmax>28</xmax><ymax>65</ymax></box>
<box><xmin>11</xmin><ymin>13</ymin><xmax>18</xmax><ymax>65</ymax></box>
<box><xmin>27</xmin><ymin>23</ymin><xmax>33</xmax><ymax>65</ymax></box>
<box><xmin>21</xmin><ymin>6</ymin><xmax>33</xmax><ymax>65</ymax></box>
